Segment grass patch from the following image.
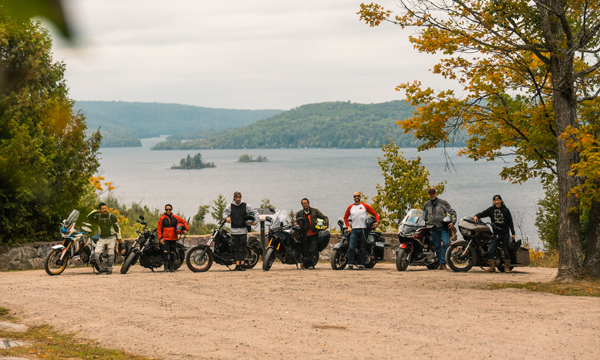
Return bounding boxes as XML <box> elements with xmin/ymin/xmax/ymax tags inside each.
<box><xmin>0</xmin><ymin>308</ymin><xmax>156</xmax><ymax>360</ymax></box>
<box><xmin>489</xmin><ymin>277</ymin><xmax>600</xmax><ymax>297</ymax></box>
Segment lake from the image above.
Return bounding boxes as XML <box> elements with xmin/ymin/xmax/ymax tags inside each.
<box><xmin>98</xmin><ymin>136</ymin><xmax>545</xmax><ymax>248</ymax></box>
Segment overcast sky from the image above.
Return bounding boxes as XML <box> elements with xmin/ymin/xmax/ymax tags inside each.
<box><xmin>47</xmin><ymin>0</ymin><xmax>458</xmax><ymax>110</ymax></box>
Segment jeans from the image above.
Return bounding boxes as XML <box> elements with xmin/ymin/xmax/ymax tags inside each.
<box><xmin>488</xmin><ymin>233</ymin><xmax>510</xmax><ymax>260</ymax></box>
<box><xmin>431</xmin><ymin>228</ymin><xmax>449</xmax><ymax>264</ymax></box>
<box><xmin>348</xmin><ymin>228</ymin><xmax>368</xmax><ymax>266</ymax></box>
<box><xmin>231</xmin><ymin>234</ymin><xmax>247</xmax><ymax>263</ymax></box>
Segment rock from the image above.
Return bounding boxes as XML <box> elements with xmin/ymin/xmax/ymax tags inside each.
<box><xmin>28</xmin><ymin>258</ymin><xmax>44</xmax><ymax>269</ymax></box>
<box><xmin>0</xmin><ymin>245</ymin><xmax>11</xmax><ymax>255</ymax></box>
<box><xmin>0</xmin><ymin>322</ymin><xmax>28</xmax><ymax>333</ymax></box>
<box><xmin>7</xmin><ymin>261</ymin><xmax>19</xmax><ymax>271</ymax></box>
<box><xmin>21</xmin><ymin>246</ymin><xmax>37</xmax><ymax>260</ymax></box>
<box><xmin>0</xmin><ymin>254</ymin><xmax>8</xmax><ymax>272</ymax></box>
<box><xmin>18</xmin><ymin>260</ymin><xmax>33</xmax><ymax>270</ymax></box>
<box><xmin>7</xmin><ymin>249</ymin><xmax>22</xmax><ymax>262</ymax></box>
<box><xmin>0</xmin><ymin>339</ymin><xmax>29</xmax><ymax>349</ymax></box>
<box><xmin>37</xmin><ymin>244</ymin><xmax>53</xmax><ymax>258</ymax></box>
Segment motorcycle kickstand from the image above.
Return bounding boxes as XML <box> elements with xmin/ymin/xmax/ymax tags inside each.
<box><xmin>150</xmin><ymin>268</ymin><xmax>155</xmax><ymax>273</ymax></box>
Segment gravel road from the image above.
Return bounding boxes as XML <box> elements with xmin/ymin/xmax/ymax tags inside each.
<box><xmin>1</xmin><ymin>264</ymin><xmax>599</xmax><ymax>360</ymax></box>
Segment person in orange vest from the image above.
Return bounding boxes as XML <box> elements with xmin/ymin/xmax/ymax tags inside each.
<box><xmin>157</xmin><ymin>204</ymin><xmax>188</xmax><ymax>273</ymax></box>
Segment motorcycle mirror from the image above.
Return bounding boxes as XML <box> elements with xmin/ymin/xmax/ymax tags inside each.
<box><xmin>139</xmin><ymin>215</ymin><xmax>145</xmax><ymax>221</ymax></box>
<box><xmin>269</xmin><ymin>207</ymin><xmax>275</xmax><ymax>213</ymax></box>
<box><xmin>265</xmin><ymin>216</ymin><xmax>272</xmax><ymax>222</ymax></box>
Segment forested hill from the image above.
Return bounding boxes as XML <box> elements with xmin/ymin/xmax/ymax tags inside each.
<box><xmin>75</xmin><ymin>101</ymin><xmax>283</xmax><ymax>147</ymax></box>
<box><xmin>151</xmin><ymin>101</ymin><xmax>439</xmax><ymax>150</ymax></box>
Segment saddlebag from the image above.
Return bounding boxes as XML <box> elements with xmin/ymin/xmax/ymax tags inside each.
<box><xmin>317</xmin><ymin>230</ymin><xmax>330</xmax><ymax>252</ymax></box>
<box><xmin>512</xmin><ymin>247</ymin><xmax>530</xmax><ymax>266</ymax></box>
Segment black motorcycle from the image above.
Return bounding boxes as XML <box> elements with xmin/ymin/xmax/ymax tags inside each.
<box><xmin>186</xmin><ymin>220</ymin><xmax>262</xmax><ymax>272</ymax></box>
<box><xmin>330</xmin><ymin>217</ymin><xmax>387</xmax><ymax>270</ymax></box>
<box><xmin>120</xmin><ymin>216</ymin><xmax>186</xmax><ymax>274</ymax></box>
<box><xmin>262</xmin><ymin>210</ymin><xmax>306</xmax><ymax>271</ymax></box>
<box><xmin>395</xmin><ymin>209</ymin><xmax>440</xmax><ymax>271</ymax></box>
<box><xmin>445</xmin><ymin>216</ymin><xmax>530</xmax><ymax>272</ymax></box>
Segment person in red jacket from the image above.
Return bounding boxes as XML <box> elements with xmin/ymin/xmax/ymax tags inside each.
<box><xmin>343</xmin><ymin>192</ymin><xmax>379</xmax><ymax>270</ymax></box>
<box><xmin>157</xmin><ymin>204</ymin><xmax>188</xmax><ymax>273</ymax></box>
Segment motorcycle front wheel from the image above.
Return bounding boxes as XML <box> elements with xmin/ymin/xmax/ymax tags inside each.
<box><xmin>446</xmin><ymin>244</ymin><xmax>476</xmax><ymax>272</ymax></box>
<box><xmin>44</xmin><ymin>249</ymin><xmax>68</xmax><ymax>276</ymax></box>
<box><xmin>330</xmin><ymin>248</ymin><xmax>347</xmax><ymax>270</ymax></box>
<box><xmin>244</xmin><ymin>247</ymin><xmax>261</xmax><ymax>269</ymax></box>
<box><xmin>262</xmin><ymin>248</ymin><xmax>275</xmax><ymax>271</ymax></box>
<box><xmin>396</xmin><ymin>249</ymin><xmax>409</xmax><ymax>271</ymax></box>
<box><xmin>120</xmin><ymin>251</ymin><xmax>138</xmax><ymax>274</ymax></box>
<box><xmin>186</xmin><ymin>245</ymin><xmax>213</xmax><ymax>272</ymax></box>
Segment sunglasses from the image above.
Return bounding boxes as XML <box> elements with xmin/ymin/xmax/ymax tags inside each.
<box><xmin>353</xmin><ymin>195</ymin><xmax>361</xmax><ymax>198</ymax></box>
<box><xmin>165</xmin><ymin>208</ymin><xmax>172</xmax><ymax>211</ymax></box>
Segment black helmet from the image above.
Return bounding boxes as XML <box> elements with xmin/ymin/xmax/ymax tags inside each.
<box><xmin>366</xmin><ymin>216</ymin><xmax>376</xmax><ymax>228</ymax></box>
<box><xmin>244</xmin><ymin>215</ymin><xmax>255</xmax><ymax>226</ymax></box>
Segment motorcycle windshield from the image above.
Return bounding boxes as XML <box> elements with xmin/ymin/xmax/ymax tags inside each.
<box><xmin>402</xmin><ymin>209</ymin><xmax>425</xmax><ymax>226</ymax></box>
<box><xmin>65</xmin><ymin>210</ymin><xmax>80</xmax><ymax>227</ymax></box>
<box><xmin>270</xmin><ymin>210</ymin><xmax>289</xmax><ymax>230</ymax></box>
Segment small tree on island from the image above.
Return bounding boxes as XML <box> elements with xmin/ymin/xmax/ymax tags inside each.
<box><xmin>237</xmin><ymin>153</ymin><xmax>268</xmax><ymax>163</ymax></box>
<box><xmin>171</xmin><ymin>153</ymin><xmax>216</xmax><ymax>169</ymax></box>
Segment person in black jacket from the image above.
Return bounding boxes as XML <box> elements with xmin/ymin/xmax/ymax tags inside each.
<box><xmin>474</xmin><ymin>195</ymin><xmax>516</xmax><ymax>273</ymax></box>
<box><xmin>295</xmin><ymin>198</ymin><xmax>329</xmax><ymax>269</ymax></box>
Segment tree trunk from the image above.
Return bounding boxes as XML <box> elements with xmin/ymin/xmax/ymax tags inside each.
<box><xmin>584</xmin><ymin>198</ymin><xmax>600</xmax><ymax>278</ymax></box>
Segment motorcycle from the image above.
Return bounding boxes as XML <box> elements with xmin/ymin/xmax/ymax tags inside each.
<box><xmin>262</xmin><ymin>210</ymin><xmax>314</xmax><ymax>271</ymax></box>
<box><xmin>186</xmin><ymin>220</ymin><xmax>262</xmax><ymax>272</ymax></box>
<box><xmin>120</xmin><ymin>215</ymin><xmax>186</xmax><ymax>274</ymax></box>
<box><xmin>44</xmin><ymin>209</ymin><xmax>111</xmax><ymax>276</ymax></box>
<box><xmin>330</xmin><ymin>217</ymin><xmax>388</xmax><ymax>270</ymax></box>
<box><xmin>445</xmin><ymin>216</ymin><xmax>530</xmax><ymax>272</ymax></box>
<box><xmin>395</xmin><ymin>209</ymin><xmax>440</xmax><ymax>271</ymax></box>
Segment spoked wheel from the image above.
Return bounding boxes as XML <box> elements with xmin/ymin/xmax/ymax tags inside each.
<box><xmin>44</xmin><ymin>249</ymin><xmax>68</xmax><ymax>276</ymax></box>
<box><xmin>244</xmin><ymin>247</ymin><xmax>261</xmax><ymax>269</ymax></box>
<box><xmin>396</xmin><ymin>249</ymin><xmax>409</xmax><ymax>271</ymax></box>
<box><xmin>186</xmin><ymin>245</ymin><xmax>213</xmax><ymax>273</ymax></box>
<box><xmin>330</xmin><ymin>248</ymin><xmax>347</xmax><ymax>270</ymax></box>
<box><xmin>446</xmin><ymin>244</ymin><xmax>476</xmax><ymax>272</ymax></box>
<box><xmin>262</xmin><ymin>248</ymin><xmax>276</xmax><ymax>271</ymax></box>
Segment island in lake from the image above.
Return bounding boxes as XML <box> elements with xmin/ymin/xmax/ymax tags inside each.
<box><xmin>237</xmin><ymin>154</ymin><xmax>268</xmax><ymax>163</ymax></box>
<box><xmin>171</xmin><ymin>153</ymin><xmax>216</xmax><ymax>169</ymax></box>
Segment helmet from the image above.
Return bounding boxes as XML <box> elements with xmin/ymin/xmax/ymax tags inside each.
<box><xmin>176</xmin><ymin>223</ymin><xmax>187</xmax><ymax>234</ymax></box>
<box><xmin>244</xmin><ymin>215</ymin><xmax>255</xmax><ymax>226</ymax></box>
<box><xmin>442</xmin><ymin>214</ymin><xmax>452</xmax><ymax>228</ymax></box>
<box><xmin>366</xmin><ymin>216</ymin><xmax>376</xmax><ymax>228</ymax></box>
<box><xmin>315</xmin><ymin>218</ymin><xmax>326</xmax><ymax>230</ymax></box>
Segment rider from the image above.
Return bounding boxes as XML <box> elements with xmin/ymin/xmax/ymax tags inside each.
<box><xmin>474</xmin><ymin>195</ymin><xmax>516</xmax><ymax>273</ymax></box>
<box><xmin>422</xmin><ymin>188</ymin><xmax>456</xmax><ymax>270</ymax></box>
<box><xmin>343</xmin><ymin>192</ymin><xmax>379</xmax><ymax>270</ymax></box>
<box><xmin>157</xmin><ymin>204</ymin><xmax>188</xmax><ymax>273</ymax></box>
<box><xmin>87</xmin><ymin>203</ymin><xmax>122</xmax><ymax>275</ymax></box>
<box><xmin>223</xmin><ymin>192</ymin><xmax>259</xmax><ymax>271</ymax></box>
<box><xmin>295</xmin><ymin>198</ymin><xmax>329</xmax><ymax>269</ymax></box>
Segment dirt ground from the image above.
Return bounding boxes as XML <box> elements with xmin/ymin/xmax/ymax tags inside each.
<box><xmin>1</xmin><ymin>263</ymin><xmax>599</xmax><ymax>360</ymax></box>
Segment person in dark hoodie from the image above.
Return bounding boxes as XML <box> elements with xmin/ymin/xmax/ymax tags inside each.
<box><xmin>474</xmin><ymin>195</ymin><xmax>516</xmax><ymax>273</ymax></box>
<box><xmin>223</xmin><ymin>192</ymin><xmax>259</xmax><ymax>271</ymax></box>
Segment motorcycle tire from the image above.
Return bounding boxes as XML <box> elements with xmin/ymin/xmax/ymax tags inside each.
<box><xmin>44</xmin><ymin>249</ymin><xmax>68</xmax><ymax>276</ymax></box>
<box><xmin>330</xmin><ymin>248</ymin><xmax>347</xmax><ymax>270</ymax></box>
<box><xmin>365</xmin><ymin>258</ymin><xmax>377</xmax><ymax>268</ymax></box>
<box><xmin>396</xmin><ymin>249</ymin><xmax>409</xmax><ymax>271</ymax></box>
<box><xmin>186</xmin><ymin>245</ymin><xmax>213</xmax><ymax>273</ymax></box>
<box><xmin>311</xmin><ymin>253</ymin><xmax>319</xmax><ymax>268</ymax></box>
<box><xmin>174</xmin><ymin>247</ymin><xmax>186</xmax><ymax>270</ymax></box>
<box><xmin>120</xmin><ymin>252</ymin><xmax>138</xmax><ymax>274</ymax></box>
<box><xmin>244</xmin><ymin>247</ymin><xmax>261</xmax><ymax>269</ymax></box>
<box><xmin>446</xmin><ymin>244</ymin><xmax>476</xmax><ymax>272</ymax></box>
<box><xmin>262</xmin><ymin>248</ymin><xmax>275</xmax><ymax>271</ymax></box>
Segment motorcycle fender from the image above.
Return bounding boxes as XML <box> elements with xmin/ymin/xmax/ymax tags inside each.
<box><xmin>52</xmin><ymin>245</ymin><xmax>66</xmax><ymax>250</ymax></box>
<box><xmin>375</xmin><ymin>241</ymin><xmax>386</xmax><ymax>249</ymax></box>
<box><xmin>399</xmin><ymin>243</ymin><xmax>408</xmax><ymax>249</ymax></box>
<box><xmin>333</xmin><ymin>242</ymin><xmax>346</xmax><ymax>250</ymax></box>
<box><xmin>247</xmin><ymin>239</ymin><xmax>263</xmax><ymax>251</ymax></box>
<box><xmin>450</xmin><ymin>239</ymin><xmax>468</xmax><ymax>247</ymax></box>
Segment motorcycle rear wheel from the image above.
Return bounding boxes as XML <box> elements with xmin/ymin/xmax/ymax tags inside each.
<box><xmin>426</xmin><ymin>261</ymin><xmax>440</xmax><ymax>270</ymax></box>
<box><xmin>262</xmin><ymin>248</ymin><xmax>275</xmax><ymax>271</ymax></box>
<box><xmin>365</xmin><ymin>257</ymin><xmax>377</xmax><ymax>268</ymax></box>
<box><xmin>244</xmin><ymin>247</ymin><xmax>261</xmax><ymax>269</ymax></box>
<box><xmin>446</xmin><ymin>244</ymin><xmax>476</xmax><ymax>272</ymax></box>
<box><xmin>330</xmin><ymin>248</ymin><xmax>347</xmax><ymax>270</ymax></box>
<box><xmin>44</xmin><ymin>249</ymin><xmax>68</xmax><ymax>276</ymax></box>
<box><xmin>396</xmin><ymin>249</ymin><xmax>409</xmax><ymax>271</ymax></box>
<box><xmin>120</xmin><ymin>252</ymin><xmax>138</xmax><ymax>274</ymax></box>
<box><xmin>186</xmin><ymin>245</ymin><xmax>213</xmax><ymax>272</ymax></box>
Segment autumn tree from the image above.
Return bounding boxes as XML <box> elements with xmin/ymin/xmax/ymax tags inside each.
<box><xmin>372</xmin><ymin>140</ymin><xmax>445</xmax><ymax>230</ymax></box>
<box><xmin>0</xmin><ymin>12</ymin><xmax>101</xmax><ymax>245</ymax></box>
<box><xmin>359</xmin><ymin>0</ymin><xmax>600</xmax><ymax>280</ymax></box>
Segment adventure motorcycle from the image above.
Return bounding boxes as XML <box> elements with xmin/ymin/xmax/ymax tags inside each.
<box><xmin>445</xmin><ymin>216</ymin><xmax>530</xmax><ymax>272</ymax></box>
<box><xmin>120</xmin><ymin>215</ymin><xmax>186</xmax><ymax>274</ymax></box>
<box><xmin>330</xmin><ymin>217</ymin><xmax>388</xmax><ymax>270</ymax></box>
<box><xmin>395</xmin><ymin>209</ymin><xmax>440</xmax><ymax>271</ymax></box>
<box><xmin>186</xmin><ymin>220</ymin><xmax>262</xmax><ymax>272</ymax></box>
<box><xmin>44</xmin><ymin>210</ymin><xmax>111</xmax><ymax>276</ymax></box>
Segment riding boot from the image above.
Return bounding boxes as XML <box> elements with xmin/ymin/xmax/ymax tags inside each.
<box><xmin>163</xmin><ymin>253</ymin><xmax>170</xmax><ymax>272</ymax></box>
<box><xmin>504</xmin><ymin>260</ymin><xmax>512</xmax><ymax>273</ymax></box>
<box><xmin>486</xmin><ymin>259</ymin><xmax>496</xmax><ymax>273</ymax></box>
<box><xmin>169</xmin><ymin>254</ymin><xmax>175</xmax><ymax>273</ymax></box>
<box><xmin>95</xmin><ymin>253</ymin><xmax>106</xmax><ymax>273</ymax></box>
<box><xmin>106</xmin><ymin>254</ymin><xmax>115</xmax><ymax>274</ymax></box>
